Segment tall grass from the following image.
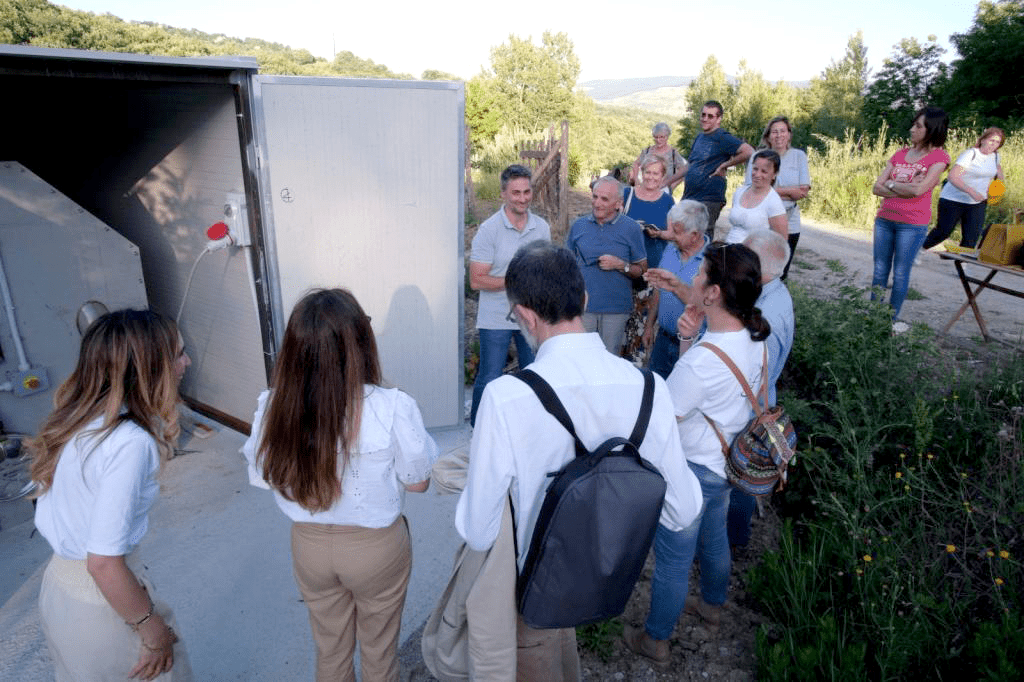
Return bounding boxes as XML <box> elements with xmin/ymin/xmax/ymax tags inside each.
<box><xmin>803</xmin><ymin>126</ymin><xmax>1024</xmax><ymax>231</ymax></box>
<box><xmin>751</xmin><ymin>280</ymin><xmax>1024</xmax><ymax>679</ymax></box>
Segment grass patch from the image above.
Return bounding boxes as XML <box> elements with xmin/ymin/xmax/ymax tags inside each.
<box><xmin>751</xmin><ymin>277</ymin><xmax>1024</xmax><ymax>680</ymax></box>
<box><xmin>824</xmin><ymin>259</ymin><xmax>846</xmax><ymax>274</ymax></box>
<box><xmin>905</xmin><ymin>287</ymin><xmax>926</xmax><ymax>301</ymax></box>
<box><xmin>791</xmin><ymin>258</ymin><xmax>819</xmax><ymax>271</ymax></box>
<box><xmin>576</xmin><ymin>618</ymin><xmax>623</xmax><ymax>663</ymax></box>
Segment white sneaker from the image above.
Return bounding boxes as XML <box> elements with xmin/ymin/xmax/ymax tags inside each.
<box><xmin>892</xmin><ymin>321</ymin><xmax>910</xmax><ymax>334</ymax></box>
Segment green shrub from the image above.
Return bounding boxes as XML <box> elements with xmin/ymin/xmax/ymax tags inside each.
<box><xmin>752</xmin><ymin>277</ymin><xmax>1024</xmax><ymax>679</ymax></box>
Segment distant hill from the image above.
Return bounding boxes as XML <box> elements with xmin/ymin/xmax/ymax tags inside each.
<box><xmin>581</xmin><ymin>76</ymin><xmax>811</xmax><ymax>118</ymax></box>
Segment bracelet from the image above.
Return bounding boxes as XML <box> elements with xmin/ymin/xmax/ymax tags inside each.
<box><xmin>128</xmin><ymin>602</ymin><xmax>155</xmax><ymax>631</ymax></box>
<box><xmin>678</xmin><ymin>335</ymin><xmax>695</xmax><ymax>342</ymax></box>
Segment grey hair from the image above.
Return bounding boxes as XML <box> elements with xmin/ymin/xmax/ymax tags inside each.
<box><xmin>640</xmin><ymin>154</ymin><xmax>667</xmax><ymax>175</ymax></box>
<box><xmin>652</xmin><ymin>122</ymin><xmax>671</xmax><ymax>136</ymax></box>
<box><xmin>593</xmin><ymin>175</ymin><xmax>622</xmax><ymax>195</ymax></box>
<box><xmin>743</xmin><ymin>231</ymin><xmax>790</xmax><ymax>281</ymax></box>
<box><xmin>667</xmin><ymin>199</ymin><xmax>709</xmax><ymax>235</ymax></box>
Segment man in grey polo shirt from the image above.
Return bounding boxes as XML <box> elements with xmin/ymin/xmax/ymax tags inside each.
<box><xmin>469</xmin><ymin>164</ymin><xmax>551</xmax><ymax>426</ymax></box>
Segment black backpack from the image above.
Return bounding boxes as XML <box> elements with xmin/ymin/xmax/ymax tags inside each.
<box><xmin>512</xmin><ymin>368</ymin><xmax>667</xmax><ymax>629</ymax></box>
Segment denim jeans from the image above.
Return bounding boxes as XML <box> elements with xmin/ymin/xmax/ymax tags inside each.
<box><xmin>470</xmin><ymin>328</ymin><xmax>535</xmax><ymax>426</ymax></box>
<box><xmin>726</xmin><ymin>488</ymin><xmax>757</xmax><ymax>547</ymax></box>
<box><xmin>923</xmin><ymin>198</ymin><xmax>988</xmax><ymax>249</ymax></box>
<box><xmin>647</xmin><ymin>327</ymin><xmax>680</xmax><ymax>380</ymax></box>
<box><xmin>644</xmin><ymin>462</ymin><xmax>732</xmax><ymax>640</ymax></box>
<box><xmin>871</xmin><ymin>217</ymin><xmax>928</xmax><ymax>319</ymax></box>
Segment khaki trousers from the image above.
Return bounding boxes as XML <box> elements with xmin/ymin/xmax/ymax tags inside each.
<box><xmin>515</xmin><ymin>614</ymin><xmax>581</xmax><ymax>682</ymax></box>
<box><xmin>37</xmin><ymin>554</ymin><xmax>193</xmax><ymax>682</ymax></box>
<box><xmin>290</xmin><ymin>516</ymin><xmax>412</xmax><ymax>682</ymax></box>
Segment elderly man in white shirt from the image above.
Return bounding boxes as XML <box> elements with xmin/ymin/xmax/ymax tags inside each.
<box><xmin>455</xmin><ymin>241</ymin><xmax>701</xmax><ymax>681</ymax></box>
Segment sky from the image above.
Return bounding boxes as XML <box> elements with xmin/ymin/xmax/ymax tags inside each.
<box><xmin>55</xmin><ymin>0</ymin><xmax>981</xmax><ymax>84</ymax></box>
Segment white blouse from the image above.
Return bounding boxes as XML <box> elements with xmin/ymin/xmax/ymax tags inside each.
<box><xmin>725</xmin><ymin>186</ymin><xmax>786</xmax><ymax>244</ymax></box>
<box><xmin>35</xmin><ymin>418</ymin><xmax>161</xmax><ymax>560</ymax></box>
<box><xmin>242</xmin><ymin>385</ymin><xmax>439</xmax><ymax>527</ymax></box>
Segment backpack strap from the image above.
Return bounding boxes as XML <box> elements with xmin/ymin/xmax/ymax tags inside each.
<box><xmin>515</xmin><ymin>368</ymin><xmax>655</xmax><ymax>458</ymax></box>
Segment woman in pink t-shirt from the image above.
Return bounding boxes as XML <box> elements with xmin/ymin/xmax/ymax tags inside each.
<box><xmin>870</xmin><ymin>106</ymin><xmax>950</xmax><ymax>324</ymax></box>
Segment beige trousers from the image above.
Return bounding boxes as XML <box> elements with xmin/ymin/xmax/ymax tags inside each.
<box><xmin>290</xmin><ymin>516</ymin><xmax>412</xmax><ymax>682</ymax></box>
<box><xmin>37</xmin><ymin>554</ymin><xmax>193</xmax><ymax>682</ymax></box>
<box><xmin>515</xmin><ymin>614</ymin><xmax>581</xmax><ymax>682</ymax></box>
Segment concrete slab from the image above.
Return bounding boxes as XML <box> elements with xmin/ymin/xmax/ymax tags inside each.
<box><xmin>0</xmin><ymin>414</ymin><xmax>469</xmax><ymax>681</ymax></box>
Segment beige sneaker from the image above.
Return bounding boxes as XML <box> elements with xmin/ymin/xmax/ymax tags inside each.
<box><xmin>623</xmin><ymin>624</ymin><xmax>670</xmax><ymax>668</ymax></box>
<box><xmin>684</xmin><ymin>595</ymin><xmax>722</xmax><ymax>630</ymax></box>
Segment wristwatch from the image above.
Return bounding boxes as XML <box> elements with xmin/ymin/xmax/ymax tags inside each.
<box><xmin>886</xmin><ymin>180</ymin><xmax>896</xmax><ymax>191</ymax></box>
<box><xmin>622</xmin><ymin>263</ymin><xmax>630</xmax><ymax>274</ymax></box>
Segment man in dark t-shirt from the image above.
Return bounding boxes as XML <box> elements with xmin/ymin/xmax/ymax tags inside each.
<box><xmin>682</xmin><ymin>100</ymin><xmax>754</xmax><ymax>234</ymax></box>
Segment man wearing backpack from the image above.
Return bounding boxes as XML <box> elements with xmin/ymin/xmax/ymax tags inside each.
<box><xmin>455</xmin><ymin>241</ymin><xmax>702</xmax><ymax>680</ymax></box>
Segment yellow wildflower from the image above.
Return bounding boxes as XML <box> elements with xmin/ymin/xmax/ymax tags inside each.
<box><xmin>987</xmin><ymin>550</ymin><xmax>995</xmax><ymax>558</ymax></box>
<box><xmin>904</xmin><ymin>485</ymin><xmax>910</xmax><ymax>492</ymax></box>
<box><xmin>1000</xmin><ymin>550</ymin><xmax>1010</xmax><ymax>559</ymax></box>
<box><xmin>995</xmin><ymin>578</ymin><xmax>1004</xmax><ymax>586</ymax></box>
<box><xmin>895</xmin><ymin>472</ymin><xmax>903</xmax><ymax>479</ymax></box>
<box><xmin>863</xmin><ymin>555</ymin><xmax>873</xmax><ymax>562</ymax></box>
<box><xmin>946</xmin><ymin>544</ymin><xmax>956</xmax><ymax>553</ymax></box>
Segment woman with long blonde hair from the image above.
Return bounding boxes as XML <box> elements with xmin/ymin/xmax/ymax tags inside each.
<box><xmin>30</xmin><ymin>309</ymin><xmax>192</xmax><ymax>681</ymax></box>
<box><xmin>243</xmin><ymin>288</ymin><xmax>438</xmax><ymax>682</ymax></box>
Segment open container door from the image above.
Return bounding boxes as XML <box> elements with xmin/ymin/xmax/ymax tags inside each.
<box><xmin>250</xmin><ymin>76</ymin><xmax>465</xmax><ymax>429</ymax></box>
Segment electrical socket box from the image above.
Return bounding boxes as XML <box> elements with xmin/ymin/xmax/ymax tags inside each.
<box><xmin>224</xmin><ymin>192</ymin><xmax>252</xmax><ymax>247</ymax></box>
<box><xmin>12</xmin><ymin>367</ymin><xmax>49</xmax><ymax>397</ymax></box>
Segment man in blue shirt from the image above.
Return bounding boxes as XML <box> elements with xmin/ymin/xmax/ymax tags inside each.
<box><xmin>682</xmin><ymin>101</ymin><xmax>754</xmax><ymax>234</ymax></box>
<box><xmin>727</xmin><ymin>230</ymin><xmax>794</xmax><ymax>550</ymax></box>
<box><xmin>641</xmin><ymin>200</ymin><xmax>711</xmax><ymax>379</ymax></box>
<box><xmin>566</xmin><ymin>177</ymin><xmax>647</xmax><ymax>355</ymax></box>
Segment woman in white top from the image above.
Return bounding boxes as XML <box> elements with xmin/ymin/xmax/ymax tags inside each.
<box><xmin>626</xmin><ymin>242</ymin><xmax>767</xmax><ymax>664</ymax></box>
<box><xmin>243</xmin><ymin>288</ymin><xmax>438</xmax><ymax>682</ymax></box>
<box><xmin>30</xmin><ymin>310</ymin><xmax>192</xmax><ymax>681</ymax></box>
<box><xmin>923</xmin><ymin>126</ymin><xmax>1007</xmax><ymax>249</ymax></box>
<box><xmin>726</xmin><ymin>149</ymin><xmax>787</xmax><ymax>244</ymax></box>
<box><xmin>744</xmin><ymin>117</ymin><xmax>811</xmax><ymax>278</ymax></box>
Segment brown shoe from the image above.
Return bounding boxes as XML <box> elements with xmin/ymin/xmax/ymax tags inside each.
<box><xmin>684</xmin><ymin>595</ymin><xmax>722</xmax><ymax>630</ymax></box>
<box><xmin>623</xmin><ymin>624</ymin><xmax>670</xmax><ymax>668</ymax></box>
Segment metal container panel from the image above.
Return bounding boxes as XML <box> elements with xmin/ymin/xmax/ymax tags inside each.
<box><xmin>252</xmin><ymin>76</ymin><xmax>465</xmax><ymax>428</ymax></box>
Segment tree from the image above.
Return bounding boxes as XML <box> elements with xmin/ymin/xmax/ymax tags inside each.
<box><xmin>862</xmin><ymin>36</ymin><xmax>947</xmax><ymax>134</ymax></box>
<box><xmin>730</xmin><ymin>61</ymin><xmax>784</xmax><ymax>147</ymax></box>
<box><xmin>464</xmin><ymin>75</ymin><xmax>502</xmax><ymax>151</ymax></box>
<box><xmin>678</xmin><ymin>55</ymin><xmax>733</xmax><ymax>152</ymax></box>
<box><xmin>421</xmin><ymin>69</ymin><xmax>460</xmax><ymax>81</ymax></box>
<box><xmin>803</xmin><ymin>32</ymin><xmax>868</xmax><ymax>141</ymax></box>
<box><xmin>941</xmin><ymin>0</ymin><xmax>1024</xmax><ymax>125</ymax></box>
<box><xmin>489</xmin><ymin>31</ymin><xmax>580</xmax><ymax>132</ymax></box>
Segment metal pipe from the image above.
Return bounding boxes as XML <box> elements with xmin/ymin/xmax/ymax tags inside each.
<box><xmin>0</xmin><ymin>244</ymin><xmax>30</xmax><ymax>371</ymax></box>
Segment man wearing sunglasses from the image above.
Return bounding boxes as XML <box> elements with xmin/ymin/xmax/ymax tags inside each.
<box><xmin>682</xmin><ymin>100</ymin><xmax>754</xmax><ymax>235</ymax></box>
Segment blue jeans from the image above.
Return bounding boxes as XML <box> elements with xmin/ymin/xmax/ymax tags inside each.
<box><xmin>726</xmin><ymin>488</ymin><xmax>757</xmax><ymax>547</ymax></box>
<box><xmin>644</xmin><ymin>462</ymin><xmax>732</xmax><ymax>640</ymax></box>
<box><xmin>923</xmin><ymin>198</ymin><xmax>987</xmax><ymax>249</ymax></box>
<box><xmin>647</xmin><ymin>327</ymin><xmax>680</xmax><ymax>380</ymax></box>
<box><xmin>871</xmin><ymin>217</ymin><xmax>927</xmax><ymax>319</ymax></box>
<box><xmin>470</xmin><ymin>328</ymin><xmax>535</xmax><ymax>426</ymax></box>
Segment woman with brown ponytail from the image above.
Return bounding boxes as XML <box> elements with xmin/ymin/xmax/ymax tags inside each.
<box><xmin>30</xmin><ymin>309</ymin><xmax>192</xmax><ymax>681</ymax></box>
<box><xmin>626</xmin><ymin>242</ymin><xmax>768</xmax><ymax>666</ymax></box>
<box><xmin>243</xmin><ymin>288</ymin><xmax>438</xmax><ymax>682</ymax></box>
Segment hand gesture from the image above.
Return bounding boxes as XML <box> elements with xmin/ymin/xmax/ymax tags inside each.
<box><xmin>597</xmin><ymin>254</ymin><xmax>624</xmax><ymax>271</ymax></box>
<box><xmin>677</xmin><ymin>306</ymin><xmax>705</xmax><ymax>340</ymax></box>
<box><xmin>644</xmin><ymin>267</ymin><xmax>681</xmax><ymax>293</ymax></box>
<box><xmin>130</xmin><ymin>616</ymin><xmax>177</xmax><ymax>681</ymax></box>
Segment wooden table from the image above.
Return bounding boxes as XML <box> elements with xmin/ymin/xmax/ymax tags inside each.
<box><xmin>938</xmin><ymin>252</ymin><xmax>1024</xmax><ymax>341</ymax></box>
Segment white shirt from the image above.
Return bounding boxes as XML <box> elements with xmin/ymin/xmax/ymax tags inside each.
<box><xmin>35</xmin><ymin>418</ymin><xmax>160</xmax><ymax>560</ymax></box>
<box><xmin>726</xmin><ymin>186</ymin><xmax>786</xmax><ymax>244</ymax></box>
<box><xmin>667</xmin><ymin>330</ymin><xmax>765</xmax><ymax>479</ymax></box>
<box><xmin>743</xmin><ymin>148</ymin><xmax>811</xmax><ymax>234</ymax></box>
<box><xmin>243</xmin><ymin>385</ymin><xmax>439</xmax><ymax>527</ymax></box>
<box><xmin>455</xmin><ymin>332</ymin><xmax>702</xmax><ymax>567</ymax></box>
<box><xmin>940</xmin><ymin>148</ymin><xmax>1000</xmax><ymax>205</ymax></box>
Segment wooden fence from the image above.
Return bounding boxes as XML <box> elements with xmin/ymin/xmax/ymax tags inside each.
<box><xmin>518</xmin><ymin>120</ymin><xmax>569</xmax><ymax>238</ymax></box>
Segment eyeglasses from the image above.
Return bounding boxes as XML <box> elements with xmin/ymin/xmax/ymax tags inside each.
<box><xmin>700</xmin><ymin>112</ymin><xmax>719</xmax><ymax>119</ymax></box>
<box><xmin>506</xmin><ymin>307</ymin><xmax>517</xmax><ymax>323</ymax></box>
